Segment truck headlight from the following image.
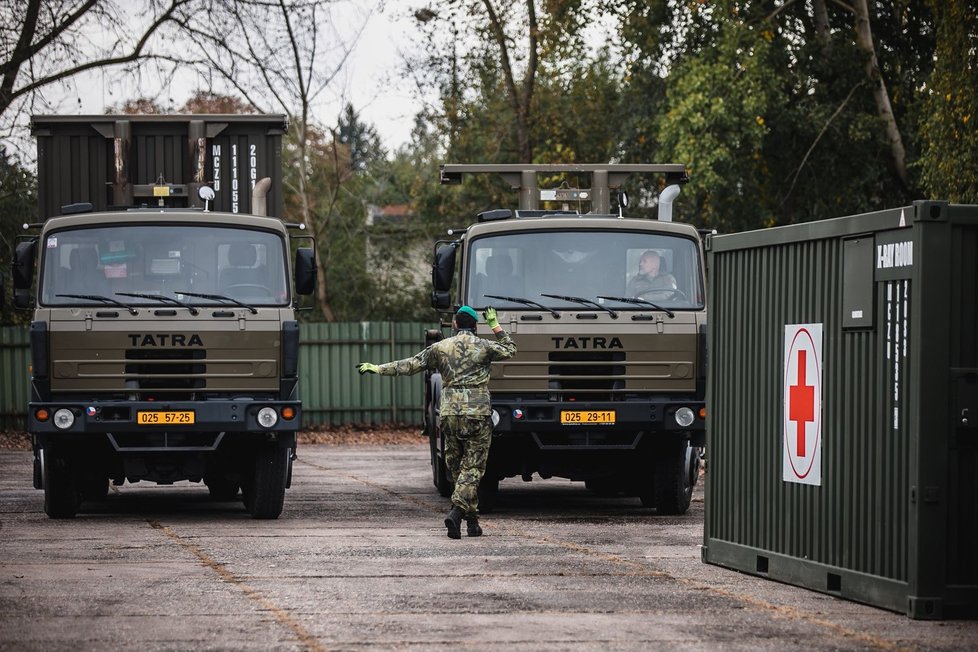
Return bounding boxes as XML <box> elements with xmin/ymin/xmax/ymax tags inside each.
<box><xmin>491</xmin><ymin>409</ymin><xmax>500</xmax><ymax>427</ymax></box>
<box><xmin>674</xmin><ymin>407</ymin><xmax>695</xmax><ymax>428</ymax></box>
<box><xmin>257</xmin><ymin>407</ymin><xmax>278</xmax><ymax>428</ymax></box>
<box><xmin>53</xmin><ymin>408</ymin><xmax>75</xmax><ymax>430</ymax></box>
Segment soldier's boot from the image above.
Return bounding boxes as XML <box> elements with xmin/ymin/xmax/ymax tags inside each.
<box><xmin>465</xmin><ymin>514</ymin><xmax>482</xmax><ymax>537</ymax></box>
<box><xmin>444</xmin><ymin>506</ymin><xmax>463</xmax><ymax>539</ymax></box>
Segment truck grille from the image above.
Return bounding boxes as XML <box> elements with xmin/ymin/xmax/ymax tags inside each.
<box><xmin>125</xmin><ymin>349</ymin><xmax>206</xmax><ymax>392</ymax></box>
<box><xmin>548</xmin><ymin>351</ymin><xmax>625</xmax><ymax>401</ymax></box>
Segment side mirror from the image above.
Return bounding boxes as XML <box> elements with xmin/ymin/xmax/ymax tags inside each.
<box><xmin>294</xmin><ymin>248</ymin><xmax>316</xmax><ymax>295</ymax></box>
<box><xmin>13</xmin><ymin>288</ymin><xmax>33</xmax><ymax>309</ymax></box>
<box><xmin>431</xmin><ymin>243</ymin><xmax>457</xmax><ymax>309</ymax></box>
<box><xmin>425</xmin><ymin>328</ymin><xmax>444</xmax><ymax>347</ymax></box>
<box><xmin>431</xmin><ymin>290</ymin><xmax>451</xmax><ymax>311</ymax></box>
<box><xmin>12</xmin><ymin>239</ymin><xmax>37</xmax><ymax>290</ymax></box>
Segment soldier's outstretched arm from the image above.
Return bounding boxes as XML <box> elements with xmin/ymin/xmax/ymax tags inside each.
<box><xmin>376</xmin><ymin>346</ymin><xmax>433</xmax><ymax>376</ymax></box>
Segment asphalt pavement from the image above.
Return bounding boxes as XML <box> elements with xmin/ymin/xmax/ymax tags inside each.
<box><xmin>0</xmin><ymin>443</ymin><xmax>975</xmax><ymax>650</ymax></box>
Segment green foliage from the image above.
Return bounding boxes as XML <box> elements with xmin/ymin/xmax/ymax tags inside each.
<box><xmin>917</xmin><ymin>0</ymin><xmax>978</xmax><ymax>203</ymax></box>
<box><xmin>0</xmin><ymin>148</ymin><xmax>36</xmax><ymax>325</ymax></box>
<box><xmin>655</xmin><ymin>14</ymin><xmax>787</xmax><ymax>231</ymax></box>
<box><xmin>615</xmin><ymin>0</ymin><xmax>930</xmax><ymax>229</ymax></box>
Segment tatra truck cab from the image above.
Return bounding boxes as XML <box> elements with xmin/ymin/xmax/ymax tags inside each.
<box><xmin>9</xmin><ymin>115</ymin><xmax>316</xmax><ymax>518</ymax></box>
<box><xmin>426</xmin><ymin>164</ymin><xmax>707</xmax><ymax>514</ymax></box>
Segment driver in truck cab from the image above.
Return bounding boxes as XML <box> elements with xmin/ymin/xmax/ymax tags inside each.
<box><xmin>626</xmin><ymin>249</ymin><xmax>677</xmax><ymax>297</ymax></box>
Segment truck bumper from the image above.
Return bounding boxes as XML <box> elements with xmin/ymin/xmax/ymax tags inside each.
<box><xmin>488</xmin><ymin>398</ymin><xmax>705</xmax><ymax>449</ymax></box>
<box><xmin>27</xmin><ymin>399</ymin><xmax>301</xmax><ymax>442</ymax></box>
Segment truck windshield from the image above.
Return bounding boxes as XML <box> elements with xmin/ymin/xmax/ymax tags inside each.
<box><xmin>466</xmin><ymin>230</ymin><xmax>704</xmax><ymax>310</ymax></box>
<box><xmin>39</xmin><ymin>225</ymin><xmax>289</xmax><ymax>307</ymax></box>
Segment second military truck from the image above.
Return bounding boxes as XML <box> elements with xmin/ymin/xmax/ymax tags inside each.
<box><xmin>426</xmin><ymin>164</ymin><xmax>707</xmax><ymax>514</ymax></box>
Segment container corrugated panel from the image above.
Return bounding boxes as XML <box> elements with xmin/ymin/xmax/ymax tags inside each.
<box><xmin>31</xmin><ymin>115</ymin><xmax>286</xmax><ymax>219</ymax></box>
<box><xmin>298</xmin><ymin>321</ymin><xmax>438</xmax><ymax>426</ymax></box>
<box><xmin>704</xmin><ymin>201</ymin><xmax>978</xmax><ymax>619</ymax></box>
<box><xmin>0</xmin><ymin>326</ymin><xmax>30</xmax><ymax>430</ymax></box>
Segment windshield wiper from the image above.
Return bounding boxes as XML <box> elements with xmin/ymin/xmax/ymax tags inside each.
<box><xmin>55</xmin><ymin>294</ymin><xmax>138</xmax><ymax>315</ymax></box>
<box><xmin>175</xmin><ymin>291</ymin><xmax>258</xmax><ymax>315</ymax></box>
<box><xmin>540</xmin><ymin>293</ymin><xmax>618</xmax><ymax>319</ymax></box>
<box><xmin>484</xmin><ymin>294</ymin><xmax>560</xmax><ymax>318</ymax></box>
<box><xmin>116</xmin><ymin>292</ymin><xmax>199</xmax><ymax>315</ymax></box>
<box><xmin>597</xmin><ymin>295</ymin><xmax>674</xmax><ymax>319</ymax></box>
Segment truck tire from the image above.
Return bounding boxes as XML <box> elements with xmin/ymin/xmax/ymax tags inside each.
<box><xmin>640</xmin><ymin>437</ymin><xmax>694</xmax><ymax>515</ymax></box>
<box><xmin>428</xmin><ymin>403</ymin><xmax>454</xmax><ymax>498</ymax></box>
<box><xmin>42</xmin><ymin>449</ymin><xmax>79</xmax><ymax>519</ymax></box>
<box><xmin>435</xmin><ymin>451</ymin><xmax>453</xmax><ymax>498</ymax></box>
<box><xmin>477</xmin><ymin>476</ymin><xmax>499</xmax><ymax>513</ymax></box>
<box><xmin>243</xmin><ymin>445</ymin><xmax>288</xmax><ymax>519</ymax></box>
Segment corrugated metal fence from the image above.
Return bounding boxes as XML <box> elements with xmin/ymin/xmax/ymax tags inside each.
<box><xmin>0</xmin><ymin>327</ymin><xmax>32</xmax><ymax>430</ymax></box>
<box><xmin>0</xmin><ymin>322</ymin><xmax>439</xmax><ymax>431</ymax></box>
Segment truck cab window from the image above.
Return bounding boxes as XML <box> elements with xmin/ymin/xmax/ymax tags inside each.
<box><xmin>467</xmin><ymin>231</ymin><xmax>703</xmax><ymax>310</ymax></box>
<box><xmin>40</xmin><ymin>225</ymin><xmax>289</xmax><ymax>306</ymax></box>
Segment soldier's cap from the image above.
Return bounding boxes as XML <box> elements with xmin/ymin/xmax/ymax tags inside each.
<box><xmin>456</xmin><ymin>305</ymin><xmax>479</xmax><ymax>321</ymax></box>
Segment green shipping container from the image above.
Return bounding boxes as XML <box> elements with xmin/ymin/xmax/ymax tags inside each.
<box><xmin>31</xmin><ymin>114</ymin><xmax>287</xmax><ymax>219</ymax></box>
<box><xmin>703</xmin><ymin>201</ymin><xmax>978</xmax><ymax>619</ymax></box>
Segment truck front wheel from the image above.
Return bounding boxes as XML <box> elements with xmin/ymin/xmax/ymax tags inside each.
<box><xmin>243</xmin><ymin>444</ymin><xmax>289</xmax><ymax>519</ymax></box>
<box><xmin>640</xmin><ymin>436</ymin><xmax>694</xmax><ymax>515</ymax></box>
<box><xmin>434</xmin><ymin>451</ymin><xmax>453</xmax><ymax>498</ymax></box>
<box><xmin>42</xmin><ymin>448</ymin><xmax>80</xmax><ymax>519</ymax></box>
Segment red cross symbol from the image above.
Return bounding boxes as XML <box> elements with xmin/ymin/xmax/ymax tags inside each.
<box><xmin>788</xmin><ymin>349</ymin><xmax>815</xmax><ymax>457</ymax></box>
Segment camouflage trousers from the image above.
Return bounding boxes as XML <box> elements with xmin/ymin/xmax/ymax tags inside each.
<box><xmin>441</xmin><ymin>414</ymin><xmax>493</xmax><ymax>515</ymax></box>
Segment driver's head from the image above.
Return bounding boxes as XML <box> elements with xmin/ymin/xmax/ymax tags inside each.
<box><xmin>639</xmin><ymin>250</ymin><xmax>661</xmax><ymax>276</ymax></box>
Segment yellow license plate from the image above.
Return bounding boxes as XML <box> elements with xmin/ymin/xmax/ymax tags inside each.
<box><xmin>560</xmin><ymin>410</ymin><xmax>615</xmax><ymax>425</ymax></box>
<box><xmin>137</xmin><ymin>411</ymin><xmax>195</xmax><ymax>425</ymax></box>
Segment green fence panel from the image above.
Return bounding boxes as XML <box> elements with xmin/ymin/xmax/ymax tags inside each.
<box><xmin>0</xmin><ymin>326</ymin><xmax>30</xmax><ymax>430</ymax></box>
<box><xmin>298</xmin><ymin>321</ymin><xmax>439</xmax><ymax>427</ymax></box>
<box><xmin>0</xmin><ymin>322</ymin><xmax>441</xmax><ymax>431</ymax></box>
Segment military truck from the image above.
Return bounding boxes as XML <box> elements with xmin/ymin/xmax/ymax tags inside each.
<box><xmin>426</xmin><ymin>164</ymin><xmax>706</xmax><ymax>514</ymax></box>
<box><xmin>8</xmin><ymin>115</ymin><xmax>316</xmax><ymax>519</ymax></box>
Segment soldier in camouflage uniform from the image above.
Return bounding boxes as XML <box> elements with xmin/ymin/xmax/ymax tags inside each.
<box><xmin>358</xmin><ymin>305</ymin><xmax>516</xmax><ymax>539</ymax></box>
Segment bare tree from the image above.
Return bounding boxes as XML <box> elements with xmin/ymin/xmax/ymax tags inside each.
<box><xmin>173</xmin><ymin>0</ymin><xmax>370</xmax><ymax>321</ymax></box>
<box><xmin>0</xmin><ymin>0</ymin><xmax>192</xmax><ymax>143</ymax></box>
<box><xmin>481</xmin><ymin>0</ymin><xmax>539</xmax><ymax>163</ymax></box>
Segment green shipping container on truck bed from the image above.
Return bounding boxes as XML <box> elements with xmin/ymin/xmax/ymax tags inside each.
<box><xmin>31</xmin><ymin>114</ymin><xmax>286</xmax><ymax>219</ymax></box>
<box><xmin>703</xmin><ymin>200</ymin><xmax>978</xmax><ymax>619</ymax></box>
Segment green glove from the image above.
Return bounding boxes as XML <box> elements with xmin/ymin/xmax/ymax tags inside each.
<box><xmin>357</xmin><ymin>362</ymin><xmax>380</xmax><ymax>375</ymax></box>
<box><xmin>483</xmin><ymin>307</ymin><xmax>499</xmax><ymax>329</ymax></box>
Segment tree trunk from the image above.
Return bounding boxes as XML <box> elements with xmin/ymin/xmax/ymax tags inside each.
<box><xmin>813</xmin><ymin>0</ymin><xmax>830</xmax><ymax>45</ymax></box>
<box><xmin>482</xmin><ymin>0</ymin><xmax>537</xmax><ymax>162</ymax></box>
<box><xmin>852</xmin><ymin>0</ymin><xmax>910</xmax><ymax>189</ymax></box>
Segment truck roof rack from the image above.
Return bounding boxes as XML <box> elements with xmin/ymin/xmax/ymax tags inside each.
<box><xmin>440</xmin><ymin>163</ymin><xmax>689</xmax><ymax>214</ymax></box>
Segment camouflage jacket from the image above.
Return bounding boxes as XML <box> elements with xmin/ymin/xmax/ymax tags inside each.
<box><xmin>377</xmin><ymin>329</ymin><xmax>517</xmax><ymax>416</ymax></box>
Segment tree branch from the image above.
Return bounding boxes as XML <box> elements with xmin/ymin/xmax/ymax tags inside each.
<box><xmin>763</xmin><ymin>0</ymin><xmax>801</xmax><ymax>23</ymax></box>
<box><xmin>782</xmin><ymin>81</ymin><xmax>865</xmax><ymax>207</ymax></box>
<box><xmin>2</xmin><ymin>0</ymin><xmax>191</xmax><ymax>113</ymax></box>
<box><xmin>482</xmin><ymin>0</ymin><xmax>521</xmax><ymax>117</ymax></box>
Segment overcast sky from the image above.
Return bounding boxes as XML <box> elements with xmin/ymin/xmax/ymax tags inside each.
<box><xmin>47</xmin><ymin>1</ymin><xmax>426</xmax><ymax>153</ymax></box>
